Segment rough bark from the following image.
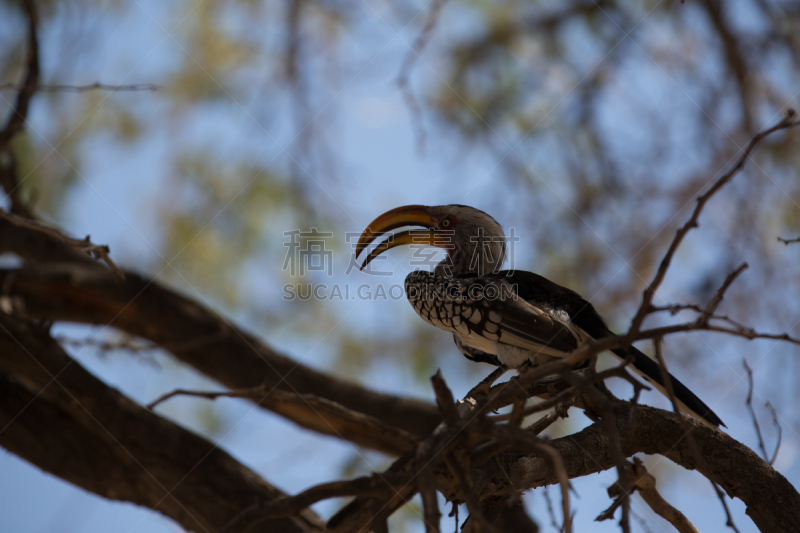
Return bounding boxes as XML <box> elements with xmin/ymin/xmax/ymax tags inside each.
<box><xmin>467</xmin><ymin>404</ymin><xmax>800</xmax><ymax>533</ymax></box>
<box><xmin>0</xmin><ymin>261</ymin><xmax>441</xmax><ymax>444</ymax></box>
<box><xmin>0</xmin><ymin>314</ymin><xmax>323</xmax><ymax>533</ymax></box>
<box><xmin>331</xmin><ymin>403</ymin><xmax>799</xmax><ymax>533</ymax></box>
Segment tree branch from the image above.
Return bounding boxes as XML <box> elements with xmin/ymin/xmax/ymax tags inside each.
<box><xmin>629</xmin><ymin>109</ymin><xmax>798</xmax><ymax>336</ymax></box>
<box><xmin>0</xmin><ymin>210</ymin><xmax>124</xmax><ymax>277</ymax></box>
<box><xmin>0</xmin><ymin>82</ymin><xmax>158</xmax><ymax>92</ymax></box>
<box><xmin>602</xmin><ymin>458</ymin><xmax>699</xmax><ymax>533</ymax></box>
<box><xmin>0</xmin><ymin>262</ymin><xmax>442</xmax><ymax>448</ymax></box>
<box><xmin>463</xmin><ymin>404</ymin><xmax>800</xmax><ymax>532</ymax></box>
<box><xmin>146</xmin><ymin>384</ymin><xmax>419</xmax><ymax>456</ymax></box>
<box><xmin>0</xmin><ymin>0</ymin><xmax>39</xmax><ymax>146</ymax></box>
<box><xmin>0</xmin><ymin>313</ymin><xmax>323</xmax><ymax>533</ymax></box>
<box><xmin>0</xmin><ymin>0</ymin><xmax>39</xmax><ymax>219</ymax></box>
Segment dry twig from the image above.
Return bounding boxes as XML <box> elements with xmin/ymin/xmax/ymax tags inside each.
<box><xmin>397</xmin><ymin>0</ymin><xmax>448</xmax><ymax>154</ymax></box>
<box><xmin>744</xmin><ymin>360</ymin><xmax>782</xmax><ymax>465</ymax></box>
<box><xmin>601</xmin><ymin>458</ymin><xmax>700</xmax><ymax>533</ymax></box>
<box><xmin>0</xmin><ymin>211</ymin><xmax>124</xmax><ymax>278</ymax></box>
<box><xmin>0</xmin><ymin>82</ymin><xmax>158</xmax><ymax>93</ymax></box>
<box><xmin>629</xmin><ymin>109</ymin><xmax>798</xmax><ymax>336</ymax></box>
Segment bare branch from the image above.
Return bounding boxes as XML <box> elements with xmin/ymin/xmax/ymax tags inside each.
<box><xmin>638</xmin><ymin>322</ymin><xmax>800</xmax><ymax>346</ymax></box>
<box><xmin>610</xmin><ymin>458</ymin><xmax>700</xmax><ymax>533</ymax></box>
<box><xmin>744</xmin><ymin>359</ymin><xmax>771</xmax><ymax>463</ymax></box>
<box><xmin>0</xmin><ymin>314</ymin><xmax>323</xmax><ymax>533</ymax></box>
<box><xmin>0</xmin><ymin>210</ymin><xmax>124</xmax><ymax>278</ymax></box>
<box><xmin>147</xmin><ymin>384</ymin><xmax>419</xmax><ymax>456</ymax></box>
<box><xmin>0</xmin><ymin>0</ymin><xmax>39</xmax><ymax>219</ymax></box>
<box><xmin>766</xmin><ymin>402</ymin><xmax>783</xmax><ymax>466</ymax></box>
<box><xmin>629</xmin><ymin>109</ymin><xmax>799</xmax><ymax>336</ymax></box>
<box><xmin>701</xmin><ymin>263</ymin><xmax>748</xmax><ymax>322</ymax></box>
<box><xmin>777</xmin><ymin>236</ymin><xmax>800</xmax><ymax>245</ymax></box>
<box><xmin>0</xmin><ymin>82</ymin><xmax>158</xmax><ymax>93</ymax></box>
<box><xmin>219</xmin><ymin>473</ymin><xmax>409</xmax><ymax>533</ymax></box>
<box><xmin>397</xmin><ymin>0</ymin><xmax>447</xmax><ymax>154</ymax></box>
<box><xmin>744</xmin><ymin>360</ymin><xmax>783</xmax><ymax>466</ymax></box>
<box><xmin>0</xmin><ymin>262</ymin><xmax>443</xmax><ymax>447</ymax></box>
<box><xmin>0</xmin><ymin>0</ymin><xmax>39</xmax><ymax>146</ymax></box>
<box><xmin>432</xmin><ymin>369</ymin><xmax>460</xmax><ymax>425</ymax></box>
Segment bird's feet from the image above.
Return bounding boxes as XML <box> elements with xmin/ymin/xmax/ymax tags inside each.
<box><xmin>466</xmin><ymin>366</ymin><xmax>507</xmax><ymax>399</ymax></box>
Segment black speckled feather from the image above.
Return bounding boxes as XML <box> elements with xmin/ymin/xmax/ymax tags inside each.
<box><xmin>406</xmin><ymin>269</ymin><xmax>724</xmax><ymax>428</ymax></box>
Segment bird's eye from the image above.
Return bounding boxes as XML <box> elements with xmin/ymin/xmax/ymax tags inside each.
<box><xmin>441</xmin><ymin>218</ymin><xmax>451</xmax><ymax>228</ymax></box>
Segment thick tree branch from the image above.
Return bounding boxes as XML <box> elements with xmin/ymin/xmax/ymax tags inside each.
<box><xmin>326</xmin><ymin>400</ymin><xmax>800</xmax><ymax>533</ymax></box>
<box><xmin>0</xmin><ymin>210</ymin><xmax>124</xmax><ymax>277</ymax></box>
<box><xmin>465</xmin><ymin>404</ymin><xmax>800</xmax><ymax>533</ymax></box>
<box><xmin>0</xmin><ymin>262</ymin><xmax>442</xmax><ymax>447</ymax></box>
<box><xmin>0</xmin><ymin>314</ymin><xmax>322</xmax><ymax>533</ymax></box>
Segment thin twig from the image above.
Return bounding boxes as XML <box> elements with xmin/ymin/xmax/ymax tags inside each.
<box><xmin>654</xmin><ymin>335</ymin><xmax>741</xmax><ymax>532</ymax></box>
<box><xmin>701</xmin><ymin>263</ymin><xmax>748</xmax><ymax>322</ymax></box>
<box><xmin>638</xmin><ymin>322</ymin><xmax>800</xmax><ymax>346</ymax></box>
<box><xmin>0</xmin><ymin>210</ymin><xmax>125</xmax><ymax>278</ymax></box>
<box><xmin>219</xmin><ymin>473</ymin><xmax>408</xmax><ymax>533</ymax></box>
<box><xmin>432</xmin><ymin>369</ymin><xmax>460</xmax><ymax>425</ymax></box>
<box><xmin>146</xmin><ymin>386</ymin><xmax>251</xmax><ymax>410</ymax></box>
<box><xmin>397</xmin><ymin>0</ymin><xmax>448</xmax><ymax>154</ymax></box>
<box><xmin>765</xmin><ymin>402</ymin><xmax>782</xmax><ymax>466</ymax></box>
<box><xmin>0</xmin><ymin>0</ymin><xmax>38</xmax><ymax>218</ymax></box>
<box><xmin>743</xmin><ymin>360</ymin><xmax>783</xmax><ymax>466</ymax></box>
<box><xmin>629</xmin><ymin>109</ymin><xmax>798</xmax><ymax>336</ymax></box>
<box><xmin>446</xmin><ymin>453</ymin><xmax>498</xmax><ymax>533</ymax></box>
<box><xmin>777</xmin><ymin>236</ymin><xmax>800</xmax><ymax>245</ymax></box>
<box><xmin>543</xmin><ymin>485</ymin><xmax>562</xmax><ymax>532</ymax></box>
<box><xmin>744</xmin><ymin>359</ymin><xmax>771</xmax><ymax>463</ymax></box>
<box><xmin>0</xmin><ymin>82</ymin><xmax>158</xmax><ymax>93</ymax></box>
<box><xmin>0</xmin><ymin>0</ymin><xmax>39</xmax><ymax>146</ymax></box>
<box><xmin>603</xmin><ymin>458</ymin><xmax>700</xmax><ymax>533</ymax></box>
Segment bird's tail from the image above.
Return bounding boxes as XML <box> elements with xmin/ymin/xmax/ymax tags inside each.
<box><xmin>610</xmin><ymin>346</ymin><xmax>725</xmax><ymax>428</ymax></box>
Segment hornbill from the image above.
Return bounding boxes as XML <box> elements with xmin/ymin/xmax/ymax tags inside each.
<box><xmin>356</xmin><ymin>204</ymin><xmax>724</xmax><ymax>427</ymax></box>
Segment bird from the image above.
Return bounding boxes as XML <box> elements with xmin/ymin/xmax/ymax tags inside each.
<box><xmin>355</xmin><ymin>204</ymin><xmax>724</xmax><ymax>428</ymax></box>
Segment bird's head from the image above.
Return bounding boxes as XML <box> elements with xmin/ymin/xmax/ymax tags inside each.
<box><xmin>356</xmin><ymin>204</ymin><xmax>506</xmax><ymax>276</ymax></box>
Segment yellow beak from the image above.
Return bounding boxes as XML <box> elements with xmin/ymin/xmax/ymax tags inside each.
<box><xmin>356</xmin><ymin>205</ymin><xmax>452</xmax><ymax>270</ymax></box>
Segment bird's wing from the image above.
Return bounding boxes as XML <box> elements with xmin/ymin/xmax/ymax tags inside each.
<box><xmin>489</xmin><ymin>270</ymin><xmax>725</xmax><ymax>427</ymax></box>
<box><xmin>406</xmin><ymin>271</ymin><xmax>582</xmax><ymax>355</ymax></box>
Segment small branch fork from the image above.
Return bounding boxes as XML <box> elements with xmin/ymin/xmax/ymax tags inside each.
<box><xmin>0</xmin><ymin>210</ymin><xmax>124</xmax><ymax>278</ymax></box>
<box><xmin>397</xmin><ymin>0</ymin><xmax>448</xmax><ymax>154</ymax></box>
<box><xmin>598</xmin><ymin>458</ymin><xmax>700</xmax><ymax>533</ymax></box>
<box><xmin>629</xmin><ymin>109</ymin><xmax>798</xmax><ymax>337</ymax></box>
<box><xmin>744</xmin><ymin>360</ymin><xmax>782</xmax><ymax>466</ymax></box>
<box><xmin>0</xmin><ymin>1</ymin><xmax>129</xmax><ymax>277</ymax></box>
